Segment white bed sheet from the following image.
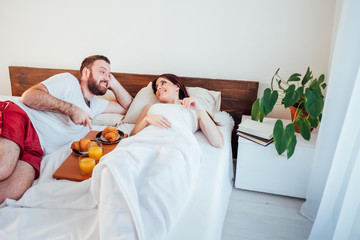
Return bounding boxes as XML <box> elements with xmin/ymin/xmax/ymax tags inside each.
<box><xmin>0</xmin><ymin>95</ymin><xmax>234</xmax><ymax>240</ymax></box>
<box><xmin>168</xmin><ymin>111</ymin><xmax>234</xmax><ymax>240</ymax></box>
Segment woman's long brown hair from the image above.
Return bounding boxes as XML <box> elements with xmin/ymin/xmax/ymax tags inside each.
<box><xmin>152</xmin><ymin>74</ymin><xmax>220</xmax><ymax>126</ymax></box>
<box><xmin>152</xmin><ymin>73</ymin><xmax>190</xmax><ymax>100</ymax></box>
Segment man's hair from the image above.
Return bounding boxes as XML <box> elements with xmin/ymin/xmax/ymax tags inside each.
<box><xmin>80</xmin><ymin>55</ymin><xmax>110</xmax><ymax>75</ymax></box>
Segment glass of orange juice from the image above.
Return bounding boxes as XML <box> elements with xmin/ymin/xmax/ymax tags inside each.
<box><xmin>88</xmin><ymin>142</ymin><xmax>103</xmax><ymax>164</ymax></box>
<box><xmin>78</xmin><ymin>157</ymin><xmax>96</xmax><ymax>176</ymax></box>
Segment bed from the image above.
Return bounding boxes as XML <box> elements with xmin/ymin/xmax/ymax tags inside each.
<box><xmin>0</xmin><ymin>66</ymin><xmax>258</xmax><ymax>240</ymax></box>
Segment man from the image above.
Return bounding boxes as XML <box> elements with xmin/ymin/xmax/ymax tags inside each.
<box><xmin>0</xmin><ymin>55</ymin><xmax>132</xmax><ymax>203</ymax></box>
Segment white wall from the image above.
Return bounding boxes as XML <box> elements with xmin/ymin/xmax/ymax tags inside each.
<box><xmin>0</xmin><ymin>0</ymin><xmax>336</xmax><ymax>118</ymax></box>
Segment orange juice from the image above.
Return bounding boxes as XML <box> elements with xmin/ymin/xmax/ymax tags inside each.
<box><xmin>88</xmin><ymin>146</ymin><xmax>103</xmax><ymax>164</ymax></box>
<box><xmin>79</xmin><ymin>157</ymin><xmax>95</xmax><ymax>176</ymax></box>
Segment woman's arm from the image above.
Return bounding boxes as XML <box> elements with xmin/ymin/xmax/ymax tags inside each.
<box><xmin>130</xmin><ymin>104</ymin><xmax>172</xmax><ymax>136</ymax></box>
<box><xmin>130</xmin><ymin>105</ymin><xmax>151</xmax><ymax>136</ymax></box>
<box><xmin>181</xmin><ymin>97</ymin><xmax>224</xmax><ymax>148</ymax></box>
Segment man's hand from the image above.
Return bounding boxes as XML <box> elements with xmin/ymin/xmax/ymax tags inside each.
<box><xmin>108</xmin><ymin>74</ymin><xmax>119</xmax><ymax>90</ymax></box>
<box><xmin>68</xmin><ymin>105</ymin><xmax>93</xmax><ymax>130</ymax></box>
<box><xmin>103</xmin><ymin>74</ymin><xmax>133</xmax><ymax>115</ymax></box>
<box><xmin>21</xmin><ymin>83</ymin><xmax>93</xmax><ymax>130</ymax></box>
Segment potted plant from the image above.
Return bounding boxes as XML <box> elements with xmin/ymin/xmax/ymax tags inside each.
<box><xmin>251</xmin><ymin>67</ymin><xmax>327</xmax><ymax>158</ymax></box>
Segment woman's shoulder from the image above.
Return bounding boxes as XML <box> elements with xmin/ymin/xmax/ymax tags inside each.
<box><xmin>141</xmin><ymin>103</ymin><xmax>154</xmax><ymax>113</ymax></box>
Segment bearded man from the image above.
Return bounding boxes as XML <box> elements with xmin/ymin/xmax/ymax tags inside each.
<box><xmin>0</xmin><ymin>55</ymin><xmax>132</xmax><ymax>203</ymax></box>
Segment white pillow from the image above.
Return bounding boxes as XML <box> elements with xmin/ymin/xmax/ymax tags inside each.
<box><xmin>93</xmin><ymin>90</ymin><xmax>124</xmax><ymax>126</ymax></box>
<box><xmin>122</xmin><ymin>82</ymin><xmax>221</xmax><ymax>124</ymax></box>
<box><xmin>98</xmin><ymin>89</ymin><xmax>116</xmax><ymax>101</ymax></box>
<box><xmin>92</xmin><ymin>113</ymin><xmax>124</xmax><ymax>126</ymax></box>
<box><xmin>122</xmin><ymin>82</ymin><xmax>159</xmax><ymax>123</ymax></box>
<box><xmin>187</xmin><ymin>87</ymin><xmax>221</xmax><ymax>116</ymax></box>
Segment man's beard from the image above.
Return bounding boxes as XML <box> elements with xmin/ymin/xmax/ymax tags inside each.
<box><xmin>88</xmin><ymin>72</ymin><xmax>107</xmax><ymax>95</ymax></box>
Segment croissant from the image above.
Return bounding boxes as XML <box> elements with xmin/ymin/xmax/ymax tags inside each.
<box><xmin>86</xmin><ymin>141</ymin><xmax>98</xmax><ymax>150</ymax></box>
<box><xmin>102</xmin><ymin>127</ymin><xmax>117</xmax><ymax>136</ymax></box>
<box><xmin>105</xmin><ymin>131</ymin><xmax>117</xmax><ymax>142</ymax></box>
<box><xmin>71</xmin><ymin>138</ymin><xmax>91</xmax><ymax>152</ymax></box>
<box><xmin>71</xmin><ymin>141</ymin><xmax>80</xmax><ymax>151</ymax></box>
<box><xmin>102</xmin><ymin>127</ymin><xmax>119</xmax><ymax>142</ymax></box>
<box><xmin>79</xmin><ymin>138</ymin><xmax>91</xmax><ymax>152</ymax></box>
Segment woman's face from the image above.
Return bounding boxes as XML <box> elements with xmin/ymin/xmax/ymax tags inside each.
<box><xmin>155</xmin><ymin>77</ymin><xmax>180</xmax><ymax>103</ymax></box>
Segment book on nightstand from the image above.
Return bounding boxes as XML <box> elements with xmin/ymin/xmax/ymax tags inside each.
<box><xmin>236</xmin><ymin>131</ymin><xmax>274</xmax><ymax>146</ymax></box>
<box><xmin>237</xmin><ymin>118</ymin><xmax>276</xmax><ymax>139</ymax></box>
<box><xmin>237</xmin><ymin>118</ymin><xmax>277</xmax><ymax>146</ymax></box>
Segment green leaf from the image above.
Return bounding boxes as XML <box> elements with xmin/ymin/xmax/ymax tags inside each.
<box><xmin>251</xmin><ymin>99</ymin><xmax>265</xmax><ymax>122</ymax></box>
<box><xmin>309</xmin><ymin>74</ymin><xmax>326</xmax><ymax>91</ymax></box>
<box><xmin>286</xmin><ymin>134</ymin><xmax>297</xmax><ymax>158</ymax></box>
<box><xmin>276</xmin><ymin>79</ymin><xmax>285</xmax><ymax>91</ymax></box>
<box><xmin>283</xmin><ymin>85</ymin><xmax>303</xmax><ymax>108</ymax></box>
<box><xmin>301</xmin><ymin>67</ymin><xmax>313</xmax><ymax>86</ymax></box>
<box><xmin>308</xmin><ymin>116</ymin><xmax>319</xmax><ymax>128</ymax></box>
<box><xmin>283</xmin><ymin>85</ymin><xmax>295</xmax><ymax>106</ymax></box>
<box><xmin>304</xmin><ymin>88</ymin><xmax>324</xmax><ymax>119</ymax></box>
<box><xmin>284</xmin><ymin>123</ymin><xmax>295</xmax><ymax>144</ymax></box>
<box><xmin>273</xmin><ymin>121</ymin><xmax>297</xmax><ymax>158</ymax></box>
<box><xmin>284</xmin><ymin>123</ymin><xmax>296</xmax><ymax>158</ymax></box>
<box><xmin>260</xmin><ymin>88</ymin><xmax>278</xmax><ymax>116</ymax></box>
<box><xmin>296</xmin><ymin>117</ymin><xmax>311</xmax><ymax>140</ymax></box>
<box><xmin>309</xmin><ymin>78</ymin><xmax>320</xmax><ymax>90</ymax></box>
<box><xmin>288</xmin><ymin>73</ymin><xmax>301</xmax><ymax>82</ymax></box>
<box><xmin>273</xmin><ymin>120</ymin><xmax>286</xmax><ymax>155</ymax></box>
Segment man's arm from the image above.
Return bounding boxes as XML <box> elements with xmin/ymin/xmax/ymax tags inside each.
<box><xmin>20</xmin><ymin>83</ymin><xmax>93</xmax><ymax>130</ymax></box>
<box><xmin>104</xmin><ymin>74</ymin><xmax>133</xmax><ymax>115</ymax></box>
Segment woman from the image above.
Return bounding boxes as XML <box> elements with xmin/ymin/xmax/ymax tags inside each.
<box><xmin>91</xmin><ymin>74</ymin><xmax>224</xmax><ymax>239</ymax></box>
<box><xmin>130</xmin><ymin>73</ymin><xmax>224</xmax><ymax>148</ymax></box>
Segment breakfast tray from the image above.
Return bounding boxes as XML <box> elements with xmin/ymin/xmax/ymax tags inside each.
<box><xmin>52</xmin><ymin>131</ymin><xmax>121</xmax><ymax>181</ymax></box>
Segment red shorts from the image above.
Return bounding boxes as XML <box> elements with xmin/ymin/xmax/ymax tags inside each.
<box><xmin>0</xmin><ymin>101</ymin><xmax>43</xmax><ymax>179</ymax></box>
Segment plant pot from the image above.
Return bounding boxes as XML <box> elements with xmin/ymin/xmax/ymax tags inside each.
<box><xmin>289</xmin><ymin>106</ymin><xmax>311</xmax><ymax>133</ymax></box>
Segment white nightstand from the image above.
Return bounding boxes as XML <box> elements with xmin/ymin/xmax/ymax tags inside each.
<box><xmin>234</xmin><ymin>116</ymin><xmax>317</xmax><ymax>198</ymax></box>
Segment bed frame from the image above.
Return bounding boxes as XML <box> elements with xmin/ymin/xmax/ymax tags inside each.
<box><xmin>8</xmin><ymin>66</ymin><xmax>258</xmax><ymax>157</ymax></box>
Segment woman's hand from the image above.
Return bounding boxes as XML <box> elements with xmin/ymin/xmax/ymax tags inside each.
<box><xmin>180</xmin><ymin>97</ymin><xmax>204</xmax><ymax>112</ymax></box>
<box><xmin>130</xmin><ymin>105</ymin><xmax>173</xmax><ymax>136</ymax></box>
<box><xmin>146</xmin><ymin>114</ymin><xmax>172</xmax><ymax>129</ymax></box>
<box><xmin>181</xmin><ymin>97</ymin><xmax>224</xmax><ymax>148</ymax></box>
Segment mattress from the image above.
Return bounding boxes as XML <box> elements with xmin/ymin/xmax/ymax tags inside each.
<box><xmin>0</xmin><ymin>95</ymin><xmax>234</xmax><ymax>240</ymax></box>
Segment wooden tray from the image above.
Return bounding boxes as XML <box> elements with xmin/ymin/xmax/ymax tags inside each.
<box><xmin>52</xmin><ymin>131</ymin><xmax>121</xmax><ymax>181</ymax></box>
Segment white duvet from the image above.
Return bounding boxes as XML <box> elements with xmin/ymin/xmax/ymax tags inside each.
<box><xmin>0</xmin><ymin>103</ymin><xmax>204</xmax><ymax>240</ymax></box>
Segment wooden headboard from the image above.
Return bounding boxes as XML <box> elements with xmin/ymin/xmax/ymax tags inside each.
<box><xmin>9</xmin><ymin>66</ymin><xmax>258</xmax><ymax>157</ymax></box>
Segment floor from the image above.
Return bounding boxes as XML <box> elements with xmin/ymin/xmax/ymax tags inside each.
<box><xmin>221</xmin><ymin>188</ymin><xmax>313</xmax><ymax>240</ymax></box>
